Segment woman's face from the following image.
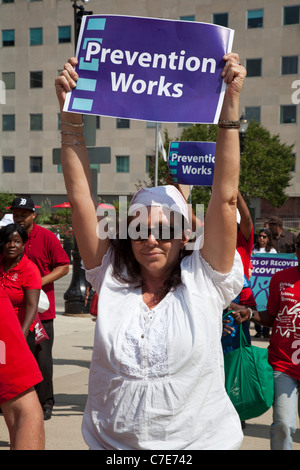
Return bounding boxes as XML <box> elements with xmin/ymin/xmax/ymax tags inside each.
<box><xmin>3</xmin><ymin>231</ymin><xmax>24</xmax><ymax>261</ymax></box>
<box><xmin>130</xmin><ymin>206</ymin><xmax>188</xmax><ymax>280</ymax></box>
<box><xmin>258</xmin><ymin>231</ymin><xmax>268</xmax><ymax>248</ymax></box>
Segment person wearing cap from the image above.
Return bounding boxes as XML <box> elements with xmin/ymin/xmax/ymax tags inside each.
<box><xmin>55</xmin><ymin>53</ymin><xmax>246</xmax><ymax>449</ymax></box>
<box><xmin>268</xmin><ymin>215</ymin><xmax>297</xmax><ymax>253</ymax></box>
<box><xmin>10</xmin><ymin>196</ymin><xmax>70</xmax><ymax>421</ymax></box>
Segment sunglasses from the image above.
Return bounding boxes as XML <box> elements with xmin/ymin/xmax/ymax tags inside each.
<box><xmin>258</xmin><ymin>234</ymin><xmax>267</xmax><ymax>239</ymax></box>
<box><xmin>129</xmin><ymin>224</ymin><xmax>183</xmax><ymax>241</ymax></box>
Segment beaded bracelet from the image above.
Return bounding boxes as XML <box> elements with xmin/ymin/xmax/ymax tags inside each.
<box><xmin>60</xmin><ymin>131</ymin><xmax>84</xmax><ymax>137</ymax></box>
<box><xmin>61</xmin><ymin>141</ymin><xmax>85</xmax><ymax>146</ymax></box>
<box><xmin>61</xmin><ymin>121</ymin><xmax>84</xmax><ymax>128</ymax></box>
<box><xmin>218</xmin><ymin>120</ymin><xmax>240</xmax><ymax>129</ymax></box>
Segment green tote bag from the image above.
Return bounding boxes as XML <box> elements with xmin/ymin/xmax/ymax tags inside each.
<box><xmin>224</xmin><ymin>324</ymin><xmax>274</xmax><ymax>421</ymax></box>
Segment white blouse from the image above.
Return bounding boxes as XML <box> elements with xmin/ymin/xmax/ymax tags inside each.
<box><xmin>82</xmin><ymin>238</ymin><xmax>244</xmax><ymax>450</ymax></box>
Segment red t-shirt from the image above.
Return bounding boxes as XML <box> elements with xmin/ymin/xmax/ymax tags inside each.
<box><xmin>0</xmin><ymin>287</ymin><xmax>43</xmax><ymax>404</ymax></box>
<box><xmin>23</xmin><ymin>223</ymin><xmax>70</xmax><ymax>320</ymax></box>
<box><xmin>267</xmin><ymin>266</ymin><xmax>300</xmax><ymax>380</ymax></box>
<box><xmin>237</xmin><ymin>228</ymin><xmax>256</xmax><ymax>307</ymax></box>
<box><xmin>0</xmin><ymin>254</ymin><xmax>42</xmax><ymax>330</ymax></box>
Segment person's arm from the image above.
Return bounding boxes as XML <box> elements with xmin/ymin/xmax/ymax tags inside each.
<box><xmin>22</xmin><ymin>289</ymin><xmax>40</xmax><ymax>337</ymax></box>
<box><xmin>201</xmin><ymin>53</ymin><xmax>246</xmax><ymax>273</ymax></box>
<box><xmin>237</xmin><ymin>190</ymin><xmax>253</xmax><ymax>241</ymax></box>
<box><xmin>231</xmin><ymin>306</ymin><xmax>275</xmax><ymax>328</ymax></box>
<box><xmin>41</xmin><ymin>264</ymin><xmax>69</xmax><ymax>286</ymax></box>
<box><xmin>1</xmin><ymin>387</ymin><xmax>45</xmax><ymax>450</ymax></box>
<box><xmin>55</xmin><ymin>58</ymin><xmax>110</xmax><ymax>270</ymax></box>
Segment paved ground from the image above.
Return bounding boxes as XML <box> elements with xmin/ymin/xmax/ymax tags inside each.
<box><xmin>1</xmin><ymin>266</ymin><xmax>300</xmax><ymax>450</ymax></box>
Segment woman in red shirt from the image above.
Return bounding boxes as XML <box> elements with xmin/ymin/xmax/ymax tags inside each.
<box><xmin>0</xmin><ymin>223</ymin><xmax>42</xmax><ymax>351</ymax></box>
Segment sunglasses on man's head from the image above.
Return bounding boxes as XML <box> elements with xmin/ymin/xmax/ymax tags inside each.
<box><xmin>129</xmin><ymin>224</ymin><xmax>183</xmax><ymax>241</ymax></box>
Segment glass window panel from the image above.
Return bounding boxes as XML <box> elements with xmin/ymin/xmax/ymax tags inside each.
<box><xmin>30</xmin><ymin>71</ymin><xmax>43</xmax><ymax>88</ymax></box>
<box><xmin>247</xmin><ymin>9</ymin><xmax>264</xmax><ymax>28</ymax></box>
<box><xmin>30</xmin><ymin>156</ymin><xmax>43</xmax><ymax>173</ymax></box>
<box><xmin>213</xmin><ymin>13</ymin><xmax>228</xmax><ymax>27</ymax></box>
<box><xmin>2</xmin><ymin>72</ymin><xmax>15</xmax><ymax>89</ymax></box>
<box><xmin>116</xmin><ymin>156</ymin><xmax>129</xmax><ymax>173</ymax></box>
<box><xmin>2</xmin><ymin>29</ymin><xmax>14</xmax><ymax>46</ymax></box>
<box><xmin>30</xmin><ymin>114</ymin><xmax>43</xmax><ymax>130</ymax></box>
<box><xmin>280</xmin><ymin>105</ymin><xmax>297</xmax><ymax>123</ymax></box>
<box><xmin>30</xmin><ymin>27</ymin><xmax>43</xmax><ymax>46</ymax></box>
<box><xmin>2</xmin><ymin>114</ymin><xmax>15</xmax><ymax>131</ymax></box>
<box><xmin>2</xmin><ymin>156</ymin><xmax>15</xmax><ymax>173</ymax></box>
<box><xmin>283</xmin><ymin>6</ymin><xmax>300</xmax><ymax>25</ymax></box>
<box><xmin>245</xmin><ymin>106</ymin><xmax>261</xmax><ymax>123</ymax></box>
<box><xmin>58</xmin><ymin>26</ymin><xmax>71</xmax><ymax>43</ymax></box>
<box><xmin>246</xmin><ymin>58</ymin><xmax>262</xmax><ymax>77</ymax></box>
<box><xmin>116</xmin><ymin>118</ymin><xmax>130</xmax><ymax>129</ymax></box>
<box><xmin>180</xmin><ymin>16</ymin><xmax>195</xmax><ymax>21</ymax></box>
<box><xmin>282</xmin><ymin>56</ymin><xmax>298</xmax><ymax>74</ymax></box>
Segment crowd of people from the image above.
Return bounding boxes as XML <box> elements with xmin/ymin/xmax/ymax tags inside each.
<box><xmin>0</xmin><ymin>49</ymin><xmax>299</xmax><ymax>451</ymax></box>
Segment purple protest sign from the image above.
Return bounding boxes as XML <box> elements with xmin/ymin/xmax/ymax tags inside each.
<box><xmin>64</xmin><ymin>15</ymin><xmax>234</xmax><ymax>123</ymax></box>
<box><xmin>168</xmin><ymin>141</ymin><xmax>216</xmax><ymax>185</ymax></box>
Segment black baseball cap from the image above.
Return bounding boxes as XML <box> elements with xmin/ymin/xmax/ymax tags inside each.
<box><xmin>10</xmin><ymin>197</ymin><xmax>36</xmax><ymax>212</ymax></box>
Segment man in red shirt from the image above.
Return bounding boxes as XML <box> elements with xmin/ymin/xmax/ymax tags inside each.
<box><xmin>11</xmin><ymin>196</ymin><xmax>70</xmax><ymax>420</ymax></box>
<box><xmin>233</xmin><ymin>232</ymin><xmax>300</xmax><ymax>450</ymax></box>
<box><xmin>0</xmin><ymin>287</ymin><xmax>45</xmax><ymax>449</ymax></box>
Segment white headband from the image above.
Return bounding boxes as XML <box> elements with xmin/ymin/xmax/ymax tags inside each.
<box><xmin>129</xmin><ymin>185</ymin><xmax>190</xmax><ymax>224</ymax></box>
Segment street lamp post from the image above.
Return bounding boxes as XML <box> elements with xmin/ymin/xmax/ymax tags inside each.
<box><xmin>63</xmin><ymin>0</ymin><xmax>94</xmax><ymax>316</ymax></box>
<box><xmin>239</xmin><ymin>113</ymin><xmax>249</xmax><ymax>155</ymax></box>
<box><xmin>72</xmin><ymin>0</ymin><xmax>93</xmax><ymax>50</ymax></box>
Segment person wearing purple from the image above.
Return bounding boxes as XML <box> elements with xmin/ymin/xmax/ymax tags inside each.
<box><xmin>55</xmin><ymin>52</ymin><xmax>246</xmax><ymax>450</ymax></box>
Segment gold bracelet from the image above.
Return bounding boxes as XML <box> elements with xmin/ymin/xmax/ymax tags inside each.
<box><xmin>61</xmin><ymin>121</ymin><xmax>84</xmax><ymax>128</ymax></box>
<box><xmin>218</xmin><ymin>120</ymin><xmax>240</xmax><ymax>129</ymax></box>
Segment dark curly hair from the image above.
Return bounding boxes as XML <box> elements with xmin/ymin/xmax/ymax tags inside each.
<box><xmin>0</xmin><ymin>223</ymin><xmax>28</xmax><ymax>254</ymax></box>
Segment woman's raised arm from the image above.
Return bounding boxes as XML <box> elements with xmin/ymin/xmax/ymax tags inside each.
<box><xmin>55</xmin><ymin>58</ymin><xmax>110</xmax><ymax>270</ymax></box>
<box><xmin>201</xmin><ymin>53</ymin><xmax>246</xmax><ymax>273</ymax></box>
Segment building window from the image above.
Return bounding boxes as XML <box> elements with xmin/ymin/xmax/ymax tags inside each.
<box><xmin>30</xmin><ymin>27</ymin><xmax>43</xmax><ymax>46</ymax></box>
<box><xmin>213</xmin><ymin>13</ymin><xmax>228</xmax><ymax>27</ymax></box>
<box><xmin>180</xmin><ymin>15</ymin><xmax>195</xmax><ymax>21</ymax></box>
<box><xmin>116</xmin><ymin>118</ymin><xmax>130</xmax><ymax>129</ymax></box>
<box><xmin>116</xmin><ymin>156</ymin><xmax>129</xmax><ymax>173</ymax></box>
<box><xmin>146</xmin><ymin>121</ymin><xmax>160</xmax><ymax>128</ymax></box>
<box><xmin>2</xmin><ymin>114</ymin><xmax>15</xmax><ymax>131</ymax></box>
<box><xmin>245</xmin><ymin>106</ymin><xmax>261</xmax><ymax>123</ymax></box>
<box><xmin>30</xmin><ymin>71</ymin><xmax>43</xmax><ymax>88</ymax></box>
<box><xmin>2</xmin><ymin>29</ymin><xmax>15</xmax><ymax>47</ymax></box>
<box><xmin>2</xmin><ymin>156</ymin><xmax>15</xmax><ymax>173</ymax></box>
<box><xmin>247</xmin><ymin>9</ymin><xmax>264</xmax><ymax>28</ymax></box>
<box><xmin>30</xmin><ymin>156</ymin><xmax>43</xmax><ymax>173</ymax></box>
<box><xmin>2</xmin><ymin>72</ymin><xmax>15</xmax><ymax>90</ymax></box>
<box><xmin>58</xmin><ymin>26</ymin><xmax>71</xmax><ymax>44</ymax></box>
<box><xmin>282</xmin><ymin>56</ymin><xmax>298</xmax><ymax>75</ymax></box>
<box><xmin>30</xmin><ymin>114</ymin><xmax>43</xmax><ymax>131</ymax></box>
<box><xmin>283</xmin><ymin>5</ymin><xmax>300</xmax><ymax>25</ymax></box>
<box><xmin>246</xmin><ymin>58</ymin><xmax>262</xmax><ymax>77</ymax></box>
<box><xmin>2</xmin><ymin>0</ymin><xmax>14</xmax><ymax>4</ymax></box>
<box><xmin>280</xmin><ymin>105</ymin><xmax>297</xmax><ymax>124</ymax></box>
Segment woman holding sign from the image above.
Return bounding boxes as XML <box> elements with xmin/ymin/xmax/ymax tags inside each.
<box><xmin>55</xmin><ymin>53</ymin><xmax>246</xmax><ymax>450</ymax></box>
